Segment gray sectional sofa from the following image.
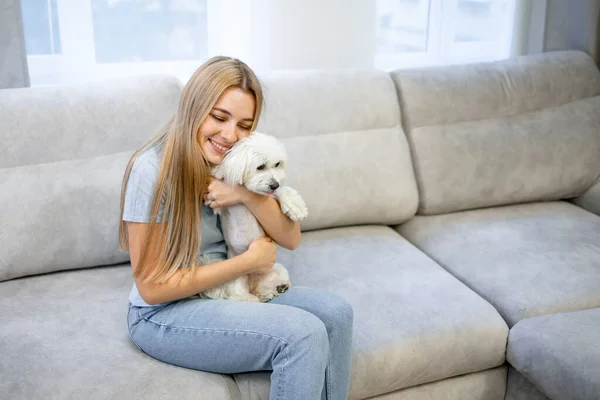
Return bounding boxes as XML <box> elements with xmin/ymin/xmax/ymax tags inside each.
<box><xmin>1</xmin><ymin>50</ymin><xmax>599</xmax><ymax>400</ymax></box>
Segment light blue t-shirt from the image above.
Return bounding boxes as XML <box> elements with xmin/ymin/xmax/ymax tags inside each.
<box><xmin>122</xmin><ymin>145</ymin><xmax>227</xmax><ymax>307</ymax></box>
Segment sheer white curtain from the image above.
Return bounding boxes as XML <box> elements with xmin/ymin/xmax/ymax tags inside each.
<box><xmin>21</xmin><ymin>0</ymin><xmax>523</xmax><ymax>86</ymax></box>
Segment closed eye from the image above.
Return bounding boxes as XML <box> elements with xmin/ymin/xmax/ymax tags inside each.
<box><xmin>211</xmin><ymin>114</ymin><xmax>226</xmax><ymax>122</ymax></box>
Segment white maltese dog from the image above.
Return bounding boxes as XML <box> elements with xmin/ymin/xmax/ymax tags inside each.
<box><xmin>200</xmin><ymin>132</ymin><xmax>308</xmax><ymax>302</ymax></box>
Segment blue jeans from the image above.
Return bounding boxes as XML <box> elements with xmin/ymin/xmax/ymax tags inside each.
<box><xmin>127</xmin><ymin>287</ymin><xmax>354</xmax><ymax>400</ymax></box>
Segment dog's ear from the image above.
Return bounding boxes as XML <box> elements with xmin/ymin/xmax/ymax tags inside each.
<box><xmin>218</xmin><ymin>139</ymin><xmax>253</xmax><ymax>186</ymax></box>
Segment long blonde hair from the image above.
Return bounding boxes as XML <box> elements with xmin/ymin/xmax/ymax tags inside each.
<box><xmin>118</xmin><ymin>56</ymin><xmax>263</xmax><ymax>284</ymax></box>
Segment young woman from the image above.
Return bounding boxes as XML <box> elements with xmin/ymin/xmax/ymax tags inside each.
<box><xmin>119</xmin><ymin>56</ymin><xmax>354</xmax><ymax>400</ymax></box>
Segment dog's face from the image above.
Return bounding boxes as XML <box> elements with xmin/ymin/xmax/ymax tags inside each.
<box><xmin>214</xmin><ymin>132</ymin><xmax>287</xmax><ymax>195</ymax></box>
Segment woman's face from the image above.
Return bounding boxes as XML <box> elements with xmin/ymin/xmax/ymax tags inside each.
<box><xmin>198</xmin><ymin>86</ymin><xmax>256</xmax><ymax>165</ymax></box>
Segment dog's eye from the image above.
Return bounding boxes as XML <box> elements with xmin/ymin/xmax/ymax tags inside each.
<box><xmin>257</xmin><ymin>164</ymin><xmax>266</xmax><ymax>171</ymax></box>
<box><xmin>274</xmin><ymin>162</ymin><xmax>281</xmax><ymax>168</ymax></box>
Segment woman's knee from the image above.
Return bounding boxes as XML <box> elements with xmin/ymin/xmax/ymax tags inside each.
<box><xmin>286</xmin><ymin>308</ymin><xmax>330</xmax><ymax>353</ymax></box>
<box><xmin>334</xmin><ymin>294</ymin><xmax>354</xmax><ymax>324</ymax></box>
<box><xmin>316</xmin><ymin>291</ymin><xmax>354</xmax><ymax>330</ymax></box>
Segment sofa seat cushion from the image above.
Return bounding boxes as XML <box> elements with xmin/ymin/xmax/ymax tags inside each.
<box><xmin>0</xmin><ymin>266</ymin><xmax>241</xmax><ymax>400</ymax></box>
<box><xmin>237</xmin><ymin>226</ymin><xmax>507</xmax><ymax>400</ymax></box>
<box><xmin>235</xmin><ymin>367</ymin><xmax>508</xmax><ymax>400</ymax></box>
<box><xmin>505</xmin><ymin>366</ymin><xmax>551</xmax><ymax>400</ymax></box>
<box><xmin>507</xmin><ymin>308</ymin><xmax>600</xmax><ymax>400</ymax></box>
<box><xmin>574</xmin><ymin>180</ymin><xmax>600</xmax><ymax>217</ymax></box>
<box><xmin>396</xmin><ymin>201</ymin><xmax>600</xmax><ymax>327</ymax></box>
<box><xmin>0</xmin><ymin>226</ymin><xmax>507</xmax><ymax>400</ymax></box>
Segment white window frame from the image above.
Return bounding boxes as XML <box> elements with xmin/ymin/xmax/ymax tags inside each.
<box><xmin>374</xmin><ymin>0</ymin><xmax>518</xmax><ymax>70</ymax></box>
<box><xmin>26</xmin><ymin>0</ymin><xmax>539</xmax><ymax>85</ymax></box>
<box><xmin>27</xmin><ymin>0</ymin><xmax>212</xmax><ymax>86</ymax></box>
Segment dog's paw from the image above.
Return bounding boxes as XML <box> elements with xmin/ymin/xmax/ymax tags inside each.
<box><xmin>257</xmin><ymin>289</ymin><xmax>279</xmax><ymax>303</ymax></box>
<box><xmin>256</xmin><ymin>281</ymin><xmax>290</xmax><ymax>302</ymax></box>
<box><xmin>252</xmin><ymin>265</ymin><xmax>292</xmax><ymax>302</ymax></box>
<box><xmin>276</xmin><ymin>187</ymin><xmax>308</xmax><ymax>222</ymax></box>
<box><xmin>276</xmin><ymin>282</ymin><xmax>290</xmax><ymax>294</ymax></box>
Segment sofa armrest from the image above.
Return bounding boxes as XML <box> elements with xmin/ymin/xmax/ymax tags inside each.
<box><xmin>573</xmin><ymin>180</ymin><xmax>600</xmax><ymax>216</ymax></box>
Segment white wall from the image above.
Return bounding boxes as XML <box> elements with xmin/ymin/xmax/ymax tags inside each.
<box><xmin>207</xmin><ymin>0</ymin><xmax>376</xmax><ymax>72</ymax></box>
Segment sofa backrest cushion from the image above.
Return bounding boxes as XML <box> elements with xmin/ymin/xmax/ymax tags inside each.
<box><xmin>256</xmin><ymin>69</ymin><xmax>419</xmax><ymax>231</ymax></box>
<box><xmin>0</xmin><ymin>76</ymin><xmax>181</xmax><ymax>281</ymax></box>
<box><xmin>1</xmin><ymin>70</ymin><xmax>420</xmax><ymax>281</ymax></box>
<box><xmin>390</xmin><ymin>50</ymin><xmax>600</xmax><ymax>215</ymax></box>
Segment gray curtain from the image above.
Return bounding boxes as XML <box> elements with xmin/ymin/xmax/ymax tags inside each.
<box><xmin>0</xmin><ymin>0</ymin><xmax>30</xmax><ymax>88</ymax></box>
<box><xmin>544</xmin><ymin>0</ymin><xmax>600</xmax><ymax>65</ymax></box>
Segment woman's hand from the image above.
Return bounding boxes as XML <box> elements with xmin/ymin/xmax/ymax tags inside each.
<box><xmin>243</xmin><ymin>237</ymin><xmax>277</xmax><ymax>274</ymax></box>
<box><xmin>204</xmin><ymin>177</ymin><xmax>251</xmax><ymax>208</ymax></box>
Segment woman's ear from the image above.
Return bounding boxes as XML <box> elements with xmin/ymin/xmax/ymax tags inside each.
<box><xmin>214</xmin><ymin>139</ymin><xmax>252</xmax><ymax>186</ymax></box>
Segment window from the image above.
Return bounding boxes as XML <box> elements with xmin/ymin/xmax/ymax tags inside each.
<box><xmin>21</xmin><ymin>0</ymin><xmax>520</xmax><ymax>86</ymax></box>
<box><xmin>90</xmin><ymin>0</ymin><xmax>208</xmax><ymax>63</ymax></box>
<box><xmin>21</xmin><ymin>0</ymin><xmax>208</xmax><ymax>86</ymax></box>
<box><xmin>375</xmin><ymin>0</ymin><xmax>517</xmax><ymax>70</ymax></box>
<box><xmin>21</xmin><ymin>0</ymin><xmax>62</xmax><ymax>56</ymax></box>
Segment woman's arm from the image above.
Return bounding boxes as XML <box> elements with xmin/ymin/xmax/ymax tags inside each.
<box><xmin>241</xmin><ymin>190</ymin><xmax>302</xmax><ymax>250</ymax></box>
<box><xmin>206</xmin><ymin>179</ymin><xmax>302</xmax><ymax>250</ymax></box>
<box><xmin>128</xmin><ymin>222</ymin><xmax>275</xmax><ymax>305</ymax></box>
<box><xmin>140</xmin><ymin>253</ymin><xmax>255</xmax><ymax>305</ymax></box>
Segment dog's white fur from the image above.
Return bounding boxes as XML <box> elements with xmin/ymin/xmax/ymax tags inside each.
<box><xmin>199</xmin><ymin>132</ymin><xmax>308</xmax><ymax>302</ymax></box>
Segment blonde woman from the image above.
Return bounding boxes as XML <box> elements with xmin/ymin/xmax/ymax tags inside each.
<box><xmin>119</xmin><ymin>56</ymin><xmax>353</xmax><ymax>400</ymax></box>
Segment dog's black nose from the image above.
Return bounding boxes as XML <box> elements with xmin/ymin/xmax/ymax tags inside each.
<box><xmin>269</xmin><ymin>182</ymin><xmax>280</xmax><ymax>191</ymax></box>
